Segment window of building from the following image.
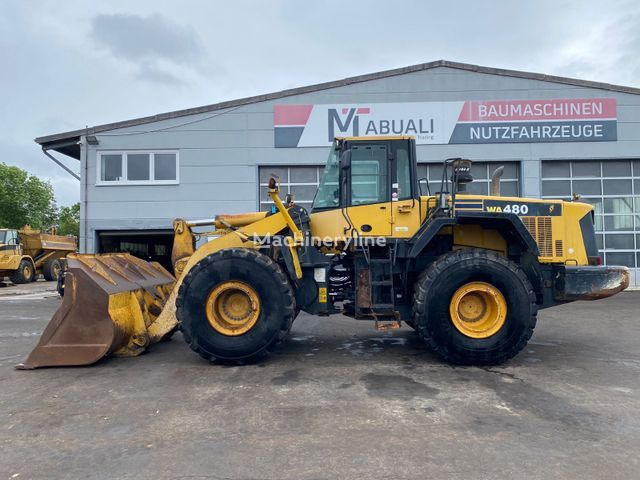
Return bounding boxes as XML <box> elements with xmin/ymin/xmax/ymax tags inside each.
<box><xmin>541</xmin><ymin>159</ymin><xmax>640</xmax><ymax>275</ymax></box>
<box><xmin>417</xmin><ymin>161</ymin><xmax>520</xmax><ymax>197</ymax></box>
<box><xmin>97</xmin><ymin>151</ymin><xmax>179</xmax><ymax>185</ymax></box>
<box><xmin>259</xmin><ymin>166</ymin><xmax>323</xmax><ymax>211</ymax></box>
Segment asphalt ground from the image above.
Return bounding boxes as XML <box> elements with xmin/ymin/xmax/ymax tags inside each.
<box><xmin>1</xmin><ymin>282</ymin><xmax>639</xmax><ymax>479</ymax></box>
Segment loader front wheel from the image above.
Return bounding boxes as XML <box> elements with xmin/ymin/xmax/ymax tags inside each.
<box><xmin>10</xmin><ymin>259</ymin><xmax>35</xmax><ymax>284</ymax></box>
<box><xmin>177</xmin><ymin>248</ymin><xmax>295</xmax><ymax>364</ymax></box>
<box><xmin>413</xmin><ymin>249</ymin><xmax>537</xmax><ymax>365</ymax></box>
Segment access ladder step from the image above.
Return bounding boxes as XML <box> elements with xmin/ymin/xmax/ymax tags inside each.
<box><xmin>370</xmin><ymin>280</ymin><xmax>393</xmax><ymax>286</ymax></box>
<box><xmin>370</xmin><ymin>303</ymin><xmax>395</xmax><ymax>309</ymax></box>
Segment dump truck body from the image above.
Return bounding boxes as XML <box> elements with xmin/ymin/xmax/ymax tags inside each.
<box><xmin>0</xmin><ymin>227</ymin><xmax>76</xmax><ymax>283</ymax></box>
<box><xmin>20</xmin><ymin>136</ymin><xmax>629</xmax><ymax>369</ymax></box>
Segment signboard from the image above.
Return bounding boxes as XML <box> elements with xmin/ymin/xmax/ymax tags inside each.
<box><xmin>274</xmin><ymin>98</ymin><xmax>617</xmax><ymax>147</ymax></box>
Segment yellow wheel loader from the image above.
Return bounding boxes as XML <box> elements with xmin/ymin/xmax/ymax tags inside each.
<box><xmin>18</xmin><ymin>136</ymin><xmax>629</xmax><ymax>369</ymax></box>
<box><xmin>0</xmin><ymin>227</ymin><xmax>76</xmax><ymax>284</ymax></box>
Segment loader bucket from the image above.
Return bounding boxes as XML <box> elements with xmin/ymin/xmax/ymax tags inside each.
<box><xmin>17</xmin><ymin>253</ymin><xmax>177</xmax><ymax>369</ymax></box>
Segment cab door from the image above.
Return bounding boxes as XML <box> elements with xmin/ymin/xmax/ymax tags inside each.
<box><xmin>390</xmin><ymin>142</ymin><xmax>421</xmax><ymax>238</ymax></box>
<box><xmin>344</xmin><ymin>143</ymin><xmax>392</xmax><ymax>237</ymax></box>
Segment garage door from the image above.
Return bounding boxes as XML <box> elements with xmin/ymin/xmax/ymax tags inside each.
<box><xmin>259</xmin><ymin>166</ymin><xmax>323</xmax><ymax>211</ymax></box>
<box><xmin>541</xmin><ymin>159</ymin><xmax>639</xmax><ymax>286</ymax></box>
<box><xmin>259</xmin><ymin>162</ymin><xmax>520</xmax><ymax>212</ymax></box>
<box><xmin>97</xmin><ymin>230</ymin><xmax>174</xmax><ymax>273</ymax></box>
<box><xmin>417</xmin><ymin>161</ymin><xmax>520</xmax><ymax>196</ymax></box>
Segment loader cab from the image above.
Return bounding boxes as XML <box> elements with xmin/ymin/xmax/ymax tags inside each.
<box><xmin>312</xmin><ymin>136</ymin><xmax>420</xmax><ymax>237</ymax></box>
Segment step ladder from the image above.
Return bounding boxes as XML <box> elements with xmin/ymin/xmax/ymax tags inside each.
<box><xmin>365</xmin><ymin>246</ymin><xmax>401</xmax><ymax>331</ymax></box>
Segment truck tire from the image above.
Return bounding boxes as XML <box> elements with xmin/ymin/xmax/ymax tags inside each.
<box><xmin>10</xmin><ymin>259</ymin><xmax>35</xmax><ymax>284</ymax></box>
<box><xmin>177</xmin><ymin>248</ymin><xmax>296</xmax><ymax>364</ymax></box>
<box><xmin>412</xmin><ymin>249</ymin><xmax>537</xmax><ymax>365</ymax></box>
<box><xmin>43</xmin><ymin>259</ymin><xmax>62</xmax><ymax>281</ymax></box>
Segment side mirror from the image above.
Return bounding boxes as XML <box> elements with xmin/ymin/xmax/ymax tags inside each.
<box><xmin>418</xmin><ymin>177</ymin><xmax>429</xmax><ymax>196</ymax></box>
<box><xmin>340</xmin><ymin>150</ymin><xmax>351</xmax><ymax>170</ymax></box>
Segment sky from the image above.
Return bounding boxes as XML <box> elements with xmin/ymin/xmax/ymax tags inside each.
<box><xmin>1</xmin><ymin>0</ymin><xmax>639</xmax><ymax>206</ymax></box>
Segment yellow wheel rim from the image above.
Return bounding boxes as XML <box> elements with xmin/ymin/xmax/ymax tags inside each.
<box><xmin>449</xmin><ymin>281</ymin><xmax>507</xmax><ymax>339</ymax></box>
<box><xmin>24</xmin><ymin>265</ymin><xmax>32</xmax><ymax>279</ymax></box>
<box><xmin>205</xmin><ymin>281</ymin><xmax>260</xmax><ymax>336</ymax></box>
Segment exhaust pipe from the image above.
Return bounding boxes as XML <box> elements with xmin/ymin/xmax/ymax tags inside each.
<box><xmin>490</xmin><ymin>166</ymin><xmax>504</xmax><ymax>196</ymax></box>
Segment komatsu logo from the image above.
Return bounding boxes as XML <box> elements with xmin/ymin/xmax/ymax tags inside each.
<box><xmin>327</xmin><ymin>107</ymin><xmax>434</xmax><ymax>141</ymax></box>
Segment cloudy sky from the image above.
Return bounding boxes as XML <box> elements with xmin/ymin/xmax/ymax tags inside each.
<box><xmin>2</xmin><ymin>0</ymin><xmax>639</xmax><ymax>206</ymax></box>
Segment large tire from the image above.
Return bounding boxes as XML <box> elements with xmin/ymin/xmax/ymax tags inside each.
<box><xmin>10</xmin><ymin>259</ymin><xmax>35</xmax><ymax>284</ymax></box>
<box><xmin>413</xmin><ymin>249</ymin><xmax>537</xmax><ymax>365</ymax></box>
<box><xmin>177</xmin><ymin>248</ymin><xmax>295</xmax><ymax>364</ymax></box>
<box><xmin>43</xmin><ymin>259</ymin><xmax>62</xmax><ymax>281</ymax></box>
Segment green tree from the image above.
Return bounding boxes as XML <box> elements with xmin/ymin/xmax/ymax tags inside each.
<box><xmin>0</xmin><ymin>162</ymin><xmax>58</xmax><ymax>230</ymax></box>
<box><xmin>57</xmin><ymin>203</ymin><xmax>80</xmax><ymax>238</ymax></box>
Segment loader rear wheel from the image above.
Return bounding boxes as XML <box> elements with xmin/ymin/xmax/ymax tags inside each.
<box><xmin>43</xmin><ymin>259</ymin><xmax>62</xmax><ymax>281</ymax></box>
<box><xmin>10</xmin><ymin>259</ymin><xmax>35</xmax><ymax>284</ymax></box>
<box><xmin>177</xmin><ymin>248</ymin><xmax>295</xmax><ymax>364</ymax></box>
<box><xmin>412</xmin><ymin>249</ymin><xmax>537</xmax><ymax>365</ymax></box>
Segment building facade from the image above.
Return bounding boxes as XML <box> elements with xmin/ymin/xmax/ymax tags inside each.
<box><xmin>37</xmin><ymin>61</ymin><xmax>640</xmax><ymax>284</ymax></box>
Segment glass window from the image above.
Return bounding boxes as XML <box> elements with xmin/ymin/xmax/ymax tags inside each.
<box><xmin>604</xmin><ymin>215</ymin><xmax>634</xmax><ymax>232</ymax></box>
<box><xmin>542</xmin><ymin>180</ymin><xmax>571</xmax><ymax>197</ymax></box>
<box><xmin>127</xmin><ymin>154</ymin><xmax>150</xmax><ymax>181</ymax></box>
<box><xmin>603</xmin><ymin>179</ymin><xmax>632</xmax><ymax>195</ymax></box>
<box><xmin>602</xmin><ymin>160</ymin><xmax>632</xmax><ymax>177</ymax></box>
<box><xmin>572</xmin><ymin>180</ymin><xmax>601</xmax><ymax>196</ymax></box>
<box><xmin>259</xmin><ymin>186</ymin><xmax>271</xmax><ymax>203</ymax></box>
<box><xmin>634</xmin><ymin>179</ymin><xmax>640</xmax><ymax>194</ymax></box>
<box><xmin>572</xmin><ymin>161</ymin><xmax>600</xmax><ymax>177</ymax></box>
<box><xmin>605</xmin><ymin>234</ymin><xmax>635</xmax><ymax>249</ymax></box>
<box><xmin>471</xmin><ymin>163</ymin><xmax>488</xmax><ymax>180</ymax></box>
<box><xmin>290</xmin><ymin>167</ymin><xmax>318</xmax><ymax>183</ymax></box>
<box><xmin>154</xmin><ymin>153</ymin><xmax>177</xmax><ymax>181</ymax></box>
<box><xmin>500</xmin><ymin>181</ymin><xmax>519</xmax><ymax>197</ymax></box>
<box><xmin>635</xmin><ymin>198</ymin><xmax>640</xmax><ymax>213</ymax></box>
<box><xmin>604</xmin><ymin>198</ymin><xmax>633</xmax><ymax>214</ymax></box>
<box><xmin>595</xmin><ymin>215</ymin><xmax>604</xmax><ymax>232</ymax></box>
<box><xmin>489</xmin><ymin>162</ymin><xmax>518</xmax><ymax>179</ymax></box>
<box><xmin>100</xmin><ymin>154</ymin><xmax>122</xmax><ymax>181</ymax></box>
<box><xmin>351</xmin><ymin>145</ymin><xmax>388</xmax><ymax>205</ymax></box>
<box><xmin>290</xmin><ymin>185</ymin><xmax>318</xmax><ymax>202</ymax></box>
<box><xmin>581</xmin><ymin>198</ymin><xmax>603</xmax><ymax>214</ymax></box>
<box><xmin>463</xmin><ymin>181</ymin><xmax>486</xmax><ymax>195</ymax></box>
<box><xmin>260</xmin><ymin>167</ymin><xmax>288</xmax><ymax>184</ymax></box>
<box><xmin>542</xmin><ymin>161</ymin><xmax>570</xmax><ymax>178</ymax></box>
<box><xmin>596</xmin><ymin>234</ymin><xmax>604</xmax><ymax>250</ymax></box>
<box><xmin>396</xmin><ymin>148</ymin><xmax>412</xmax><ymax>200</ymax></box>
<box><xmin>312</xmin><ymin>149</ymin><xmax>339</xmax><ymax>209</ymax></box>
<box><xmin>605</xmin><ymin>252</ymin><xmax>636</xmax><ymax>268</ymax></box>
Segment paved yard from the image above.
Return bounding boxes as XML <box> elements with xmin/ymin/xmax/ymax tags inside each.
<box><xmin>1</xmin><ymin>285</ymin><xmax>639</xmax><ymax>479</ymax></box>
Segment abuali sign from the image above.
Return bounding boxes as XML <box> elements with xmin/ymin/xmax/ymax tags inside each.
<box><xmin>273</xmin><ymin>98</ymin><xmax>617</xmax><ymax>147</ymax></box>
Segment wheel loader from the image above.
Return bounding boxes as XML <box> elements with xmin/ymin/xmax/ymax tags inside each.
<box><xmin>18</xmin><ymin>136</ymin><xmax>629</xmax><ymax>369</ymax></box>
<box><xmin>0</xmin><ymin>226</ymin><xmax>76</xmax><ymax>284</ymax></box>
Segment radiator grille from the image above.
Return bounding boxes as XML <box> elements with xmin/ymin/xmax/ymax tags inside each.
<box><xmin>555</xmin><ymin>239</ymin><xmax>564</xmax><ymax>257</ymax></box>
<box><xmin>522</xmin><ymin>217</ymin><xmax>553</xmax><ymax>257</ymax></box>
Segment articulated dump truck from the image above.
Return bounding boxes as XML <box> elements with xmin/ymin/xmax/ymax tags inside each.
<box><xmin>18</xmin><ymin>136</ymin><xmax>629</xmax><ymax>369</ymax></box>
<box><xmin>1</xmin><ymin>227</ymin><xmax>76</xmax><ymax>284</ymax></box>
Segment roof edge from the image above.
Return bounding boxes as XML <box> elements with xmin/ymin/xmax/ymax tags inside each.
<box><xmin>35</xmin><ymin>59</ymin><xmax>640</xmax><ymax>146</ymax></box>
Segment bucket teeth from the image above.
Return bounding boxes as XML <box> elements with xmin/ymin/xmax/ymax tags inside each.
<box><xmin>16</xmin><ymin>253</ymin><xmax>177</xmax><ymax>369</ymax></box>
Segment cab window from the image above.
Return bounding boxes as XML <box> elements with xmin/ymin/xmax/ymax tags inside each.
<box><xmin>351</xmin><ymin>145</ymin><xmax>388</xmax><ymax>205</ymax></box>
<box><xmin>395</xmin><ymin>146</ymin><xmax>412</xmax><ymax>200</ymax></box>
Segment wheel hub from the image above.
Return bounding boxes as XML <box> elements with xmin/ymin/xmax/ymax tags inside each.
<box><xmin>205</xmin><ymin>281</ymin><xmax>260</xmax><ymax>336</ymax></box>
<box><xmin>449</xmin><ymin>281</ymin><xmax>507</xmax><ymax>339</ymax></box>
